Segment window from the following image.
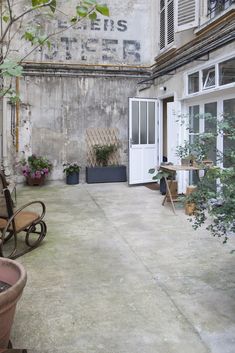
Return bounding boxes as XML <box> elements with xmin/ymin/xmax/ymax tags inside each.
<box><xmin>223</xmin><ymin>98</ymin><xmax>235</xmax><ymax>167</ymax></box>
<box><xmin>188</xmin><ymin>72</ymin><xmax>199</xmax><ymax>94</ymax></box>
<box><xmin>160</xmin><ymin>0</ymin><xmax>174</xmax><ymax>50</ymax></box>
<box><xmin>176</xmin><ymin>0</ymin><xmax>198</xmax><ymax>31</ymax></box>
<box><xmin>219</xmin><ymin>57</ymin><xmax>235</xmax><ymax>86</ymax></box>
<box><xmin>203</xmin><ymin>66</ymin><xmax>215</xmax><ymax>89</ymax></box>
<box><xmin>189</xmin><ymin>105</ymin><xmax>200</xmax><ymax>184</ymax></box>
<box><xmin>187</xmin><ymin>56</ymin><xmax>235</xmax><ymax>95</ymax></box>
<box><xmin>208</xmin><ymin>0</ymin><xmax>235</xmax><ymax>19</ymax></box>
<box><xmin>188</xmin><ymin>98</ymin><xmax>235</xmax><ymax>168</ymax></box>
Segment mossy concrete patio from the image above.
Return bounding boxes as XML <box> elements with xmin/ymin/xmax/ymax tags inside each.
<box><xmin>11</xmin><ymin>182</ymin><xmax>235</xmax><ymax>353</ymax></box>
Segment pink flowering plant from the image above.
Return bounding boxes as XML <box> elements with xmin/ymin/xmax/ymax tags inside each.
<box><xmin>21</xmin><ymin>154</ymin><xmax>52</xmax><ymax>179</ymax></box>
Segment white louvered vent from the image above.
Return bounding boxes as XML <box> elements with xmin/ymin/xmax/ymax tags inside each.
<box><xmin>176</xmin><ymin>0</ymin><xmax>199</xmax><ymax>32</ymax></box>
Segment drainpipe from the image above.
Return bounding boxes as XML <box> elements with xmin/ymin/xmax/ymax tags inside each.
<box><xmin>15</xmin><ymin>77</ymin><xmax>19</xmax><ymax>153</ymax></box>
<box><xmin>2</xmin><ymin>91</ymin><xmax>10</xmax><ymax>176</ymax></box>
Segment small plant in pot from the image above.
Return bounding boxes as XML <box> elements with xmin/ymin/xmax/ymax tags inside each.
<box><xmin>86</xmin><ymin>143</ymin><xmax>127</xmax><ymax>183</ymax></box>
<box><xmin>175</xmin><ymin>141</ymin><xmax>195</xmax><ymax>166</ymax></box>
<box><xmin>176</xmin><ymin>134</ymin><xmax>214</xmax><ymax>167</ymax></box>
<box><xmin>63</xmin><ymin>162</ymin><xmax>80</xmax><ymax>185</ymax></box>
<box><xmin>20</xmin><ymin>154</ymin><xmax>52</xmax><ymax>186</ymax></box>
<box><xmin>93</xmin><ymin>144</ymin><xmax>117</xmax><ymax>167</ymax></box>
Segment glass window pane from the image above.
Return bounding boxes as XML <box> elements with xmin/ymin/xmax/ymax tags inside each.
<box><xmin>205</xmin><ymin>102</ymin><xmax>217</xmax><ymax>163</ymax></box>
<box><xmin>223</xmin><ymin>98</ymin><xmax>235</xmax><ymax>167</ymax></box>
<box><xmin>189</xmin><ymin>105</ymin><xmax>199</xmax><ymax>133</ymax></box>
<box><xmin>148</xmin><ymin>102</ymin><xmax>155</xmax><ymax>144</ymax></box>
<box><xmin>188</xmin><ymin>72</ymin><xmax>199</xmax><ymax>94</ymax></box>
<box><xmin>203</xmin><ymin>66</ymin><xmax>215</xmax><ymax>89</ymax></box>
<box><xmin>219</xmin><ymin>57</ymin><xmax>235</xmax><ymax>86</ymax></box>
<box><xmin>140</xmin><ymin>102</ymin><xmax>147</xmax><ymax>144</ymax></box>
<box><xmin>132</xmin><ymin>101</ymin><xmax>139</xmax><ymax>144</ymax></box>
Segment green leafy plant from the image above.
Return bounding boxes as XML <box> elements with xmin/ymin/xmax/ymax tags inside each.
<box><xmin>182</xmin><ymin>114</ymin><xmax>235</xmax><ymax>242</ymax></box>
<box><xmin>93</xmin><ymin>144</ymin><xmax>117</xmax><ymax>167</ymax></box>
<box><xmin>20</xmin><ymin>154</ymin><xmax>52</xmax><ymax>179</ymax></box>
<box><xmin>176</xmin><ymin>133</ymin><xmax>214</xmax><ymax>164</ymax></box>
<box><xmin>63</xmin><ymin>162</ymin><xmax>80</xmax><ymax>176</ymax></box>
<box><xmin>149</xmin><ymin>168</ymin><xmax>172</xmax><ymax>181</ymax></box>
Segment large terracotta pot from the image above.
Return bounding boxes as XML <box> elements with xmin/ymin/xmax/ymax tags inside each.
<box><xmin>26</xmin><ymin>175</ymin><xmax>45</xmax><ymax>186</ymax></box>
<box><xmin>0</xmin><ymin>258</ymin><xmax>27</xmax><ymax>348</ymax></box>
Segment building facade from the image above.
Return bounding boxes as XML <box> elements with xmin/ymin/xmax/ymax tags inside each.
<box><xmin>136</xmin><ymin>0</ymin><xmax>235</xmax><ymax>190</ymax></box>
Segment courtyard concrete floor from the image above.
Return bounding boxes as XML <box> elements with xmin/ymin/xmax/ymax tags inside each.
<box><xmin>10</xmin><ymin>182</ymin><xmax>235</xmax><ymax>353</ymax></box>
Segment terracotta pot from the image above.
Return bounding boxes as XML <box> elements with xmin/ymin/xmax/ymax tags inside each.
<box><xmin>26</xmin><ymin>175</ymin><xmax>45</xmax><ymax>186</ymax></box>
<box><xmin>0</xmin><ymin>258</ymin><xmax>27</xmax><ymax>348</ymax></box>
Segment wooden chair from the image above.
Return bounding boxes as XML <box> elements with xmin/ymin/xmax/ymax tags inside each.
<box><xmin>0</xmin><ymin>171</ymin><xmax>47</xmax><ymax>259</ymax></box>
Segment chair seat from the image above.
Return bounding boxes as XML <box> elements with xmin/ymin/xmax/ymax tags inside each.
<box><xmin>0</xmin><ymin>211</ymin><xmax>40</xmax><ymax>232</ymax></box>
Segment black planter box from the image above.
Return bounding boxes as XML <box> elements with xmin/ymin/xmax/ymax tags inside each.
<box><xmin>86</xmin><ymin>165</ymin><xmax>127</xmax><ymax>183</ymax></box>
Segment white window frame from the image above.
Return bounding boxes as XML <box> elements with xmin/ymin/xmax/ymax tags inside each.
<box><xmin>185</xmin><ymin>54</ymin><xmax>235</xmax><ymax>97</ymax></box>
<box><xmin>184</xmin><ymin>92</ymin><xmax>235</xmax><ymax>169</ymax></box>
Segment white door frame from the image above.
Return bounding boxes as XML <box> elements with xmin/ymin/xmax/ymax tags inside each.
<box><xmin>128</xmin><ymin>97</ymin><xmax>161</xmax><ymax>185</ymax></box>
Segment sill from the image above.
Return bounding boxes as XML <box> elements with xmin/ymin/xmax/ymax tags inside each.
<box><xmin>195</xmin><ymin>5</ymin><xmax>235</xmax><ymax>35</ymax></box>
<box><xmin>154</xmin><ymin>45</ymin><xmax>177</xmax><ymax>64</ymax></box>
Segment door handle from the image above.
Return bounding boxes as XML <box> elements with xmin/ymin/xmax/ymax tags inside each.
<box><xmin>129</xmin><ymin>138</ymin><xmax>133</xmax><ymax>148</ymax></box>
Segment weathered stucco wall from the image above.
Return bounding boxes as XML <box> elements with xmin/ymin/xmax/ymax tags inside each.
<box><xmin>4</xmin><ymin>0</ymin><xmax>154</xmax><ymax>181</ymax></box>
<box><xmin>16</xmin><ymin>0</ymin><xmax>154</xmax><ymax>65</ymax></box>
<box><xmin>18</xmin><ymin>74</ymin><xmax>140</xmax><ymax>181</ymax></box>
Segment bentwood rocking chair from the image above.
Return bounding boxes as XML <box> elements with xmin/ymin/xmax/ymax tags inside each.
<box><xmin>0</xmin><ymin>172</ymin><xmax>47</xmax><ymax>259</ymax></box>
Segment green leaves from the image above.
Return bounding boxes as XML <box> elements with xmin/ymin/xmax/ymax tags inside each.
<box><xmin>89</xmin><ymin>12</ymin><xmax>97</xmax><ymax>20</ymax></box>
<box><xmin>95</xmin><ymin>4</ymin><xmax>109</xmax><ymax>16</ymax></box>
<box><xmin>93</xmin><ymin>144</ymin><xmax>117</xmax><ymax>166</ymax></box>
<box><xmin>76</xmin><ymin>6</ymin><xmax>89</xmax><ymax>17</ymax></box>
<box><xmin>22</xmin><ymin>27</ymin><xmax>49</xmax><ymax>47</ymax></box>
<box><xmin>2</xmin><ymin>15</ymin><xmax>9</xmax><ymax>23</ymax></box>
<box><xmin>0</xmin><ymin>60</ymin><xmax>23</xmax><ymax>77</ymax></box>
<box><xmin>74</xmin><ymin>1</ymin><xmax>109</xmax><ymax>21</ymax></box>
<box><xmin>31</xmin><ymin>0</ymin><xmax>57</xmax><ymax>13</ymax></box>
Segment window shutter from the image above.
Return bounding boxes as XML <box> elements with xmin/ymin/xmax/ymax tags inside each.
<box><xmin>160</xmin><ymin>1</ymin><xmax>166</xmax><ymax>50</ymax></box>
<box><xmin>167</xmin><ymin>0</ymin><xmax>174</xmax><ymax>45</ymax></box>
<box><xmin>176</xmin><ymin>0</ymin><xmax>199</xmax><ymax>32</ymax></box>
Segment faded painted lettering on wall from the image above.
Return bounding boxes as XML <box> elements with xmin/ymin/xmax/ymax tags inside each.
<box><xmin>42</xmin><ymin>18</ymin><xmax>141</xmax><ymax>64</ymax></box>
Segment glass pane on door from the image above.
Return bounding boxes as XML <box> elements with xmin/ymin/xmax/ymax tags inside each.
<box><xmin>132</xmin><ymin>101</ymin><xmax>139</xmax><ymax>144</ymax></box>
<box><xmin>223</xmin><ymin>98</ymin><xmax>235</xmax><ymax>167</ymax></box>
<box><xmin>140</xmin><ymin>101</ymin><xmax>147</xmax><ymax>144</ymax></box>
<box><xmin>205</xmin><ymin>102</ymin><xmax>217</xmax><ymax>164</ymax></box>
<box><xmin>148</xmin><ymin>102</ymin><xmax>155</xmax><ymax>144</ymax></box>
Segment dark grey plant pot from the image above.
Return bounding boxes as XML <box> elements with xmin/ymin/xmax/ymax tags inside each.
<box><xmin>86</xmin><ymin>165</ymin><xmax>127</xmax><ymax>183</ymax></box>
<box><xmin>66</xmin><ymin>172</ymin><xmax>79</xmax><ymax>185</ymax></box>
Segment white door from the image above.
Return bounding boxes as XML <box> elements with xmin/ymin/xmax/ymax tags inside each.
<box><xmin>129</xmin><ymin>98</ymin><xmax>160</xmax><ymax>185</ymax></box>
<box><xmin>167</xmin><ymin>102</ymin><xmax>180</xmax><ymax>165</ymax></box>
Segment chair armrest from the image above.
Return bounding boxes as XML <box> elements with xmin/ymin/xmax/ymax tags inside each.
<box><xmin>1</xmin><ymin>201</ymin><xmax>46</xmax><ymax>237</ymax></box>
<box><xmin>13</xmin><ymin>200</ymin><xmax>46</xmax><ymax>219</ymax></box>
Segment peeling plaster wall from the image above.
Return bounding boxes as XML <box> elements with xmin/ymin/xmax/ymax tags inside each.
<box><xmin>5</xmin><ymin>0</ymin><xmax>154</xmax><ymax>181</ymax></box>
<box><xmin>15</xmin><ymin>0</ymin><xmax>154</xmax><ymax>65</ymax></box>
<box><xmin>18</xmin><ymin>75</ymin><xmax>139</xmax><ymax>181</ymax></box>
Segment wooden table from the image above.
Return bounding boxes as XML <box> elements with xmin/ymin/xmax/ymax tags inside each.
<box><xmin>160</xmin><ymin>165</ymin><xmax>203</xmax><ymax>214</ymax></box>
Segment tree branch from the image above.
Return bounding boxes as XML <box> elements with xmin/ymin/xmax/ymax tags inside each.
<box><xmin>7</xmin><ymin>0</ymin><xmax>13</xmax><ymax>22</ymax></box>
<box><xmin>1</xmin><ymin>0</ymin><xmax>54</xmax><ymax>44</ymax></box>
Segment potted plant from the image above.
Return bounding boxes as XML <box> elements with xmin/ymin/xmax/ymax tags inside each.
<box><xmin>175</xmin><ymin>141</ymin><xmax>195</xmax><ymax>166</ymax></box>
<box><xmin>176</xmin><ymin>134</ymin><xmax>214</xmax><ymax>166</ymax></box>
<box><xmin>63</xmin><ymin>162</ymin><xmax>80</xmax><ymax>185</ymax></box>
<box><xmin>0</xmin><ymin>257</ymin><xmax>27</xmax><ymax>348</ymax></box>
<box><xmin>86</xmin><ymin>144</ymin><xmax>127</xmax><ymax>183</ymax></box>
<box><xmin>20</xmin><ymin>154</ymin><xmax>52</xmax><ymax>186</ymax></box>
